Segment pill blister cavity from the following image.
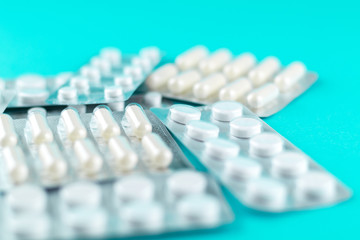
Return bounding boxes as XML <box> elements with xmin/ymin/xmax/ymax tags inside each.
<box><xmin>169</xmin><ymin>105</ymin><xmax>201</xmax><ymax>125</ymax></box>
<box><xmin>211</xmin><ymin>101</ymin><xmax>243</xmax><ymax>122</ymax></box>
<box><xmin>230</xmin><ymin>117</ymin><xmax>262</xmax><ymax>138</ymax></box>
<box><xmin>249</xmin><ymin>133</ymin><xmax>283</xmax><ymax>157</ymax></box>
<box><xmin>186</xmin><ymin>120</ymin><xmax>219</xmax><ymax>141</ymax></box>
<box><xmin>142</xmin><ymin>133</ymin><xmax>173</xmax><ymax>169</ymax></box>
<box><xmin>125</xmin><ymin>104</ymin><xmax>152</xmax><ymax>138</ymax></box>
<box><xmin>167</xmin><ymin>170</ymin><xmax>207</xmax><ymax>199</ymax></box>
<box><xmin>271</xmin><ymin>151</ymin><xmax>308</xmax><ymax>178</ymax></box>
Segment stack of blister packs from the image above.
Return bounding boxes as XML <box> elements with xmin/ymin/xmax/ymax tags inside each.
<box><xmin>0</xmin><ymin>45</ymin><xmax>351</xmax><ymax>240</ymax></box>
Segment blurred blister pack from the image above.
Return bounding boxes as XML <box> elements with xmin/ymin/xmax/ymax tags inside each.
<box><xmin>0</xmin><ymin>80</ymin><xmax>16</xmax><ymax>113</ymax></box>
<box><xmin>152</xmin><ymin>101</ymin><xmax>352</xmax><ymax>212</ymax></box>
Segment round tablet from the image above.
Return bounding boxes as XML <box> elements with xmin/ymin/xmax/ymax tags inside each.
<box><xmin>17</xmin><ymin>89</ymin><xmax>49</xmax><ymax>104</ymax></box>
<box><xmin>80</xmin><ymin>65</ymin><xmax>101</xmax><ymax>82</ymax></box>
<box><xmin>113</xmin><ymin>176</ymin><xmax>155</xmax><ymax>203</ymax></box>
<box><xmin>124</xmin><ymin>65</ymin><xmax>143</xmax><ymax>81</ymax></box>
<box><xmin>7</xmin><ymin>184</ymin><xmax>47</xmax><ymax>214</ymax></box>
<box><xmin>211</xmin><ymin>101</ymin><xmax>243</xmax><ymax>122</ymax></box>
<box><xmin>169</xmin><ymin>105</ymin><xmax>201</xmax><ymax>125</ymax></box>
<box><xmin>104</xmin><ymin>86</ymin><xmax>123</xmax><ymax>100</ymax></box>
<box><xmin>90</xmin><ymin>57</ymin><xmax>112</xmax><ymax>75</ymax></box>
<box><xmin>176</xmin><ymin>194</ymin><xmax>220</xmax><ymax>226</ymax></box>
<box><xmin>60</xmin><ymin>181</ymin><xmax>102</xmax><ymax>209</ymax></box>
<box><xmin>144</xmin><ymin>91</ymin><xmax>162</xmax><ymax>107</ymax></box>
<box><xmin>58</xmin><ymin>87</ymin><xmax>77</xmax><ymax>102</ymax></box>
<box><xmin>224</xmin><ymin>158</ymin><xmax>262</xmax><ymax>181</ymax></box>
<box><xmin>186</xmin><ymin>120</ymin><xmax>219</xmax><ymax>141</ymax></box>
<box><xmin>272</xmin><ymin>152</ymin><xmax>308</xmax><ymax>178</ymax></box>
<box><xmin>70</xmin><ymin>76</ymin><xmax>90</xmax><ymax>91</ymax></box>
<box><xmin>230</xmin><ymin>117</ymin><xmax>262</xmax><ymax>138</ymax></box>
<box><xmin>16</xmin><ymin>74</ymin><xmax>46</xmax><ymax>90</ymax></box>
<box><xmin>249</xmin><ymin>133</ymin><xmax>283</xmax><ymax>157</ymax></box>
<box><xmin>12</xmin><ymin>213</ymin><xmax>50</xmax><ymax>238</ymax></box>
<box><xmin>64</xmin><ymin>208</ymin><xmax>107</xmax><ymax>235</ymax></box>
<box><xmin>132</xmin><ymin>56</ymin><xmax>152</xmax><ymax>74</ymax></box>
<box><xmin>54</xmin><ymin>72</ymin><xmax>73</xmax><ymax>89</ymax></box>
<box><xmin>167</xmin><ymin>170</ymin><xmax>207</xmax><ymax>198</ymax></box>
<box><xmin>100</xmin><ymin>47</ymin><xmax>122</xmax><ymax>66</ymax></box>
<box><xmin>205</xmin><ymin>138</ymin><xmax>240</xmax><ymax>160</ymax></box>
<box><xmin>140</xmin><ymin>47</ymin><xmax>161</xmax><ymax>66</ymax></box>
<box><xmin>114</xmin><ymin>74</ymin><xmax>133</xmax><ymax>87</ymax></box>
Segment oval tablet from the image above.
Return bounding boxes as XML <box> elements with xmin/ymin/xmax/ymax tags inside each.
<box><xmin>169</xmin><ymin>105</ymin><xmax>201</xmax><ymax>125</ymax></box>
<box><xmin>186</xmin><ymin>120</ymin><xmax>219</xmax><ymax>141</ymax></box>
<box><xmin>113</xmin><ymin>175</ymin><xmax>155</xmax><ymax>203</ymax></box>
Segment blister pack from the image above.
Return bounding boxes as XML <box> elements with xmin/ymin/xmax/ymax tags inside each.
<box><xmin>146</xmin><ymin>46</ymin><xmax>318</xmax><ymax>117</ymax></box>
<box><xmin>0</xmin><ymin>79</ymin><xmax>16</xmax><ymax>113</ymax></box>
<box><xmin>152</xmin><ymin>101</ymin><xmax>352</xmax><ymax>212</ymax></box>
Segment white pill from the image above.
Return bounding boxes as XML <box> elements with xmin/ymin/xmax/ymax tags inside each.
<box><xmin>250</xmin><ymin>133</ymin><xmax>283</xmax><ymax>157</ymax></box>
<box><xmin>60</xmin><ymin>181</ymin><xmax>102</xmax><ymax>209</ymax></box>
<box><xmin>17</xmin><ymin>89</ymin><xmax>49</xmax><ymax>104</ymax></box>
<box><xmin>186</xmin><ymin>120</ymin><xmax>219</xmax><ymax>141</ymax></box>
<box><xmin>245</xmin><ymin>178</ymin><xmax>287</xmax><ymax>211</ymax></box>
<box><xmin>104</xmin><ymin>85</ymin><xmax>123</xmax><ymax>100</ymax></box>
<box><xmin>211</xmin><ymin>101</ymin><xmax>243</xmax><ymax>122</ymax></box>
<box><xmin>58</xmin><ymin>87</ymin><xmax>78</xmax><ymax>102</ymax></box>
<box><xmin>176</xmin><ymin>194</ymin><xmax>220</xmax><ymax>226</ymax></box>
<box><xmin>0</xmin><ymin>114</ymin><xmax>18</xmax><ymax>147</ymax></box>
<box><xmin>113</xmin><ymin>175</ymin><xmax>155</xmax><ymax>203</ymax></box>
<box><xmin>140</xmin><ymin>46</ymin><xmax>161</xmax><ymax>66</ymax></box>
<box><xmin>27</xmin><ymin>110</ymin><xmax>53</xmax><ymax>144</ymax></box>
<box><xmin>64</xmin><ymin>208</ymin><xmax>107</xmax><ymax>235</ymax></box>
<box><xmin>219</xmin><ymin>78</ymin><xmax>253</xmax><ymax>101</ymax></box>
<box><xmin>230</xmin><ymin>117</ymin><xmax>262</xmax><ymax>138</ymax></box>
<box><xmin>167</xmin><ymin>170</ymin><xmax>207</xmax><ymax>198</ymax></box>
<box><xmin>247</xmin><ymin>83</ymin><xmax>280</xmax><ymax>109</ymax></box>
<box><xmin>60</xmin><ymin>108</ymin><xmax>87</xmax><ymax>141</ymax></box>
<box><xmin>108</xmin><ymin>136</ymin><xmax>138</xmax><ymax>171</ymax></box>
<box><xmin>205</xmin><ymin>138</ymin><xmax>240</xmax><ymax>160</ymax></box>
<box><xmin>193</xmin><ymin>73</ymin><xmax>227</xmax><ymax>100</ymax></box>
<box><xmin>73</xmin><ymin>139</ymin><xmax>103</xmax><ymax>175</ymax></box>
<box><xmin>80</xmin><ymin>65</ymin><xmax>101</xmax><ymax>83</ymax></box>
<box><xmin>248</xmin><ymin>57</ymin><xmax>281</xmax><ymax>86</ymax></box>
<box><xmin>132</xmin><ymin>56</ymin><xmax>153</xmax><ymax>74</ymax></box>
<box><xmin>7</xmin><ymin>184</ymin><xmax>47</xmax><ymax>213</ymax></box>
<box><xmin>100</xmin><ymin>47</ymin><xmax>122</xmax><ymax>67</ymax></box>
<box><xmin>16</xmin><ymin>74</ymin><xmax>47</xmax><ymax>90</ymax></box>
<box><xmin>38</xmin><ymin>143</ymin><xmax>68</xmax><ymax>181</ymax></box>
<box><xmin>12</xmin><ymin>213</ymin><xmax>50</xmax><ymax>238</ymax></box>
<box><xmin>142</xmin><ymin>133</ymin><xmax>173</xmax><ymax>169</ymax></box>
<box><xmin>168</xmin><ymin>70</ymin><xmax>202</xmax><ymax>94</ymax></box>
<box><xmin>223</xmin><ymin>53</ymin><xmax>256</xmax><ymax>80</ymax></box>
<box><xmin>125</xmin><ymin>104</ymin><xmax>152</xmax><ymax>138</ymax></box>
<box><xmin>70</xmin><ymin>76</ymin><xmax>90</xmax><ymax>92</ymax></box>
<box><xmin>175</xmin><ymin>45</ymin><xmax>209</xmax><ymax>71</ymax></box>
<box><xmin>144</xmin><ymin>91</ymin><xmax>162</xmax><ymax>107</ymax></box>
<box><xmin>93</xmin><ymin>106</ymin><xmax>121</xmax><ymax>140</ymax></box>
<box><xmin>90</xmin><ymin>56</ymin><xmax>112</xmax><ymax>75</ymax></box>
<box><xmin>123</xmin><ymin>65</ymin><xmax>143</xmax><ymax>81</ymax></box>
<box><xmin>224</xmin><ymin>158</ymin><xmax>262</xmax><ymax>181</ymax></box>
<box><xmin>198</xmin><ymin>49</ymin><xmax>232</xmax><ymax>76</ymax></box>
<box><xmin>274</xmin><ymin>62</ymin><xmax>307</xmax><ymax>92</ymax></box>
<box><xmin>272</xmin><ymin>151</ymin><xmax>308</xmax><ymax>178</ymax></box>
<box><xmin>146</xmin><ymin>64</ymin><xmax>178</xmax><ymax>90</ymax></box>
<box><xmin>169</xmin><ymin>104</ymin><xmax>201</xmax><ymax>125</ymax></box>
<box><xmin>2</xmin><ymin>146</ymin><xmax>29</xmax><ymax>184</ymax></box>
<box><xmin>114</xmin><ymin>74</ymin><xmax>133</xmax><ymax>87</ymax></box>
<box><xmin>54</xmin><ymin>72</ymin><xmax>73</xmax><ymax>89</ymax></box>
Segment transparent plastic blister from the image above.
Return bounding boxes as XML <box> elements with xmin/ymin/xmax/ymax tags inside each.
<box><xmin>152</xmin><ymin>101</ymin><xmax>352</xmax><ymax>212</ymax></box>
<box><xmin>146</xmin><ymin>46</ymin><xmax>318</xmax><ymax>117</ymax></box>
<box><xmin>0</xmin><ymin>89</ymin><xmax>16</xmax><ymax>113</ymax></box>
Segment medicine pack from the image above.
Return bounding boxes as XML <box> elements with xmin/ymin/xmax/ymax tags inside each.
<box><xmin>0</xmin><ymin>83</ymin><xmax>16</xmax><ymax>113</ymax></box>
<box><xmin>151</xmin><ymin>101</ymin><xmax>351</xmax><ymax>212</ymax></box>
<box><xmin>146</xmin><ymin>46</ymin><xmax>318</xmax><ymax>117</ymax></box>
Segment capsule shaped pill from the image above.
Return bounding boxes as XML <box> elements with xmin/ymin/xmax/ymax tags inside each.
<box><xmin>175</xmin><ymin>45</ymin><xmax>209</xmax><ymax>71</ymax></box>
<box><xmin>223</xmin><ymin>53</ymin><xmax>256</xmax><ymax>80</ymax></box>
<box><xmin>146</xmin><ymin>64</ymin><xmax>178</xmax><ymax>90</ymax></box>
<box><xmin>60</xmin><ymin>108</ymin><xmax>87</xmax><ymax>141</ymax></box>
<box><xmin>73</xmin><ymin>139</ymin><xmax>103</xmax><ymax>176</ymax></box>
<box><xmin>27</xmin><ymin>110</ymin><xmax>53</xmax><ymax>144</ymax></box>
<box><xmin>125</xmin><ymin>104</ymin><xmax>152</xmax><ymax>138</ymax></box>
<box><xmin>2</xmin><ymin>146</ymin><xmax>29</xmax><ymax>184</ymax></box>
<box><xmin>0</xmin><ymin>114</ymin><xmax>18</xmax><ymax>147</ymax></box>
<box><xmin>248</xmin><ymin>57</ymin><xmax>281</xmax><ymax>86</ymax></box>
<box><xmin>142</xmin><ymin>133</ymin><xmax>173</xmax><ymax>169</ymax></box>
<box><xmin>219</xmin><ymin>78</ymin><xmax>253</xmax><ymax>101</ymax></box>
<box><xmin>93</xmin><ymin>106</ymin><xmax>121</xmax><ymax>140</ymax></box>
<box><xmin>247</xmin><ymin>83</ymin><xmax>280</xmax><ymax>109</ymax></box>
<box><xmin>274</xmin><ymin>62</ymin><xmax>307</xmax><ymax>92</ymax></box>
<box><xmin>168</xmin><ymin>70</ymin><xmax>202</xmax><ymax>94</ymax></box>
<box><xmin>198</xmin><ymin>49</ymin><xmax>232</xmax><ymax>75</ymax></box>
<box><xmin>193</xmin><ymin>73</ymin><xmax>227</xmax><ymax>100</ymax></box>
<box><xmin>38</xmin><ymin>143</ymin><xmax>68</xmax><ymax>181</ymax></box>
<box><xmin>108</xmin><ymin>136</ymin><xmax>138</xmax><ymax>171</ymax></box>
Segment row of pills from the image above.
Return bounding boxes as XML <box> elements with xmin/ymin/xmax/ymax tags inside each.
<box><xmin>0</xmin><ymin>170</ymin><xmax>233</xmax><ymax>240</ymax></box>
<box><xmin>151</xmin><ymin>101</ymin><xmax>351</xmax><ymax>212</ymax></box>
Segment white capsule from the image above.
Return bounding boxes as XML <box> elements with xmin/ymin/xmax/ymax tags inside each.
<box><xmin>0</xmin><ymin>114</ymin><xmax>18</xmax><ymax>147</ymax></box>
<box><xmin>114</xmin><ymin>74</ymin><xmax>133</xmax><ymax>87</ymax></box>
<box><xmin>58</xmin><ymin>87</ymin><xmax>78</xmax><ymax>102</ymax></box>
<box><xmin>16</xmin><ymin>74</ymin><xmax>47</xmax><ymax>90</ymax></box>
<box><xmin>198</xmin><ymin>49</ymin><xmax>232</xmax><ymax>75</ymax></box>
<box><xmin>123</xmin><ymin>65</ymin><xmax>143</xmax><ymax>81</ymax></box>
<box><xmin>60</xmin><ymin>181</ymin><xmax>102</xmax><ymax>209</ymax></box>
<box><xmin>219</xmin><ymin>78</ymin><xmax>253</xmax><ymax>101</ymax></box>
<box><xmin>248</xmin><ymin>57</ymin><xmax>281</xmax><ymax>86</ymax></box>
<box><xmin>211</xmin><ymin>101</ymin><xmax>243</xmax><ymax>122</ymax></box>
<box><xmin>144</xmin><ymin>91</ymin><xmax>162</xmax><ymax>107</ymax></box>
<box><xmin>146</xmin><ymin>64</ymin><xmax>178</xmax><ymax>90</ymax></box>
<box><xmin>272</xmin><ymin>151</ymin><xmax>308</xmax><ymax>178</ymax></box>
<box><xmin>223</xmin><ymin>53</ymin><xmax>256</xmax><ymax>80</ymax></box>
<box><xmin>70</xmin><ymin>76</ymin><xmax>90</xmax><ymax>92</ymax></box>
<box><xmin>27</xmin><ymin>110</ymin><xmax>53</xmax><ymax>144</ymax></box>
<box><xmin>247</xmin><ymin>83</ymin><xmax>280</xmax><ymax>109</ymax></box>
<box><xmin>125</xmin><ymin>104</ymin><xmax>152</xmax><ymax>138</ymax></box>
<box><xmin>93</xmin><ymin>106</ymin><xmax>121</xmax><ymax>140</ymax></box>
<box><xmin>2</xmin><ymin>146</ymin><xmax>29</xmax><ymax>184</ymax></box>
<box><xmin>113</xmin><ymin>175</ymin><xmax>155</xmax><ymax>203</ymax></box>
<box><xmin>205</xmin><ymin>138</ymin><xmax>240</xmax><ymax>160</ymax></box>
<box><xmin>175</xmin><ymin>45</ymin><xmax>209</xmax><ymax>71</ymax></box>
<box><xmin>224</xmin><ymin>158</ymin><xmax>262</xmax><ymax>181</ymax></box>
<box><xmin>168</xmin><ymin>70</ymin><xmax>202</xmax><ymax>94</ymax></box>
<box><xmin>90</xmin><ymin>56</ymin><xmax>112</xmax><ymax>75</ymax></box>
<box><xmin>80</xmin><ymin>65</ymin><xmax>101</xmax><ymax>83</ymax></box>
<box><xmin>230</xmin><ymin>117</ymin><xmax>262</xmax><ymax>138</ymax></box>
<box><xmin>104</xmin><ymin>85</ymin><xmax>123</xmax><ymax>100</ymax></box>
<box><xmin>193</xmin><ymin>73</ymin><xmax>227</xmax><ymax>100</ymax></box>
<box><xmin>60</xmin><ymin>108</ymin><xmax>87</xmax><ymax>141</ymax></box>
<box><xmin>186</xmin><ymin>120</ymin><xmax>219</xmax><ymax>141</ymax></box>
<box><xmin>142</xmin><ymin>133</ymin><xmax>173</xmax><ymax>169</ymax></box>
<box><xmin>167</xmin><ymin>170</ymin><xmax>207</xmax><ymax>198</ymax></box>
<box><xmin>100</xmin><ymin>47</ymin><xmax>122</xmax><ymax>67</ymax></box>
<box><xmin>249</xmin><ymin>133</ymin><xmax>283</xmax><ymax>157</ymax></box>
<box><xmin>169</xmin><ymin>104</ymin><xmax>201</xmax><ymax>125</ymax></box>
<box><xmin>73</xmin><ymin>139</ymin><xmax>103</xmax><ymax>176</ymax></box>
<box><xmin>108</xmin><ymin>136</ymin><xmax>138</xmax><ymax>171</ymax></box>
<box><xmin>140</xmin><ymin>46</ymin><xmax>161</xmax><ymax>66</ymax></box>
<box><xmin>274</xmin><ymin>62</ymin><xmax>307</xmax><ymax>92</ymax></box>
<box><xmin>17</xmin><ymin>89</ymin><xmax>49</xmax><ymax>104</ymax></box>
<box><xmin>38</xmin><ymin>143</ymin><xmax>68</xmax><ymax>181</ymax></box>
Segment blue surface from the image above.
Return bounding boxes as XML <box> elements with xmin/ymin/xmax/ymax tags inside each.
<box><xmin>1</xmin><ymin>1</ymin><xmax>359</xmax><ymax>239</ymax></box>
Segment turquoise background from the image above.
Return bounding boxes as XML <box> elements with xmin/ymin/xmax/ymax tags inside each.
<box><xmin>1</xmin><ymin>0</ymin><xmax>359</xmax><ymax>239</ymax></box>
